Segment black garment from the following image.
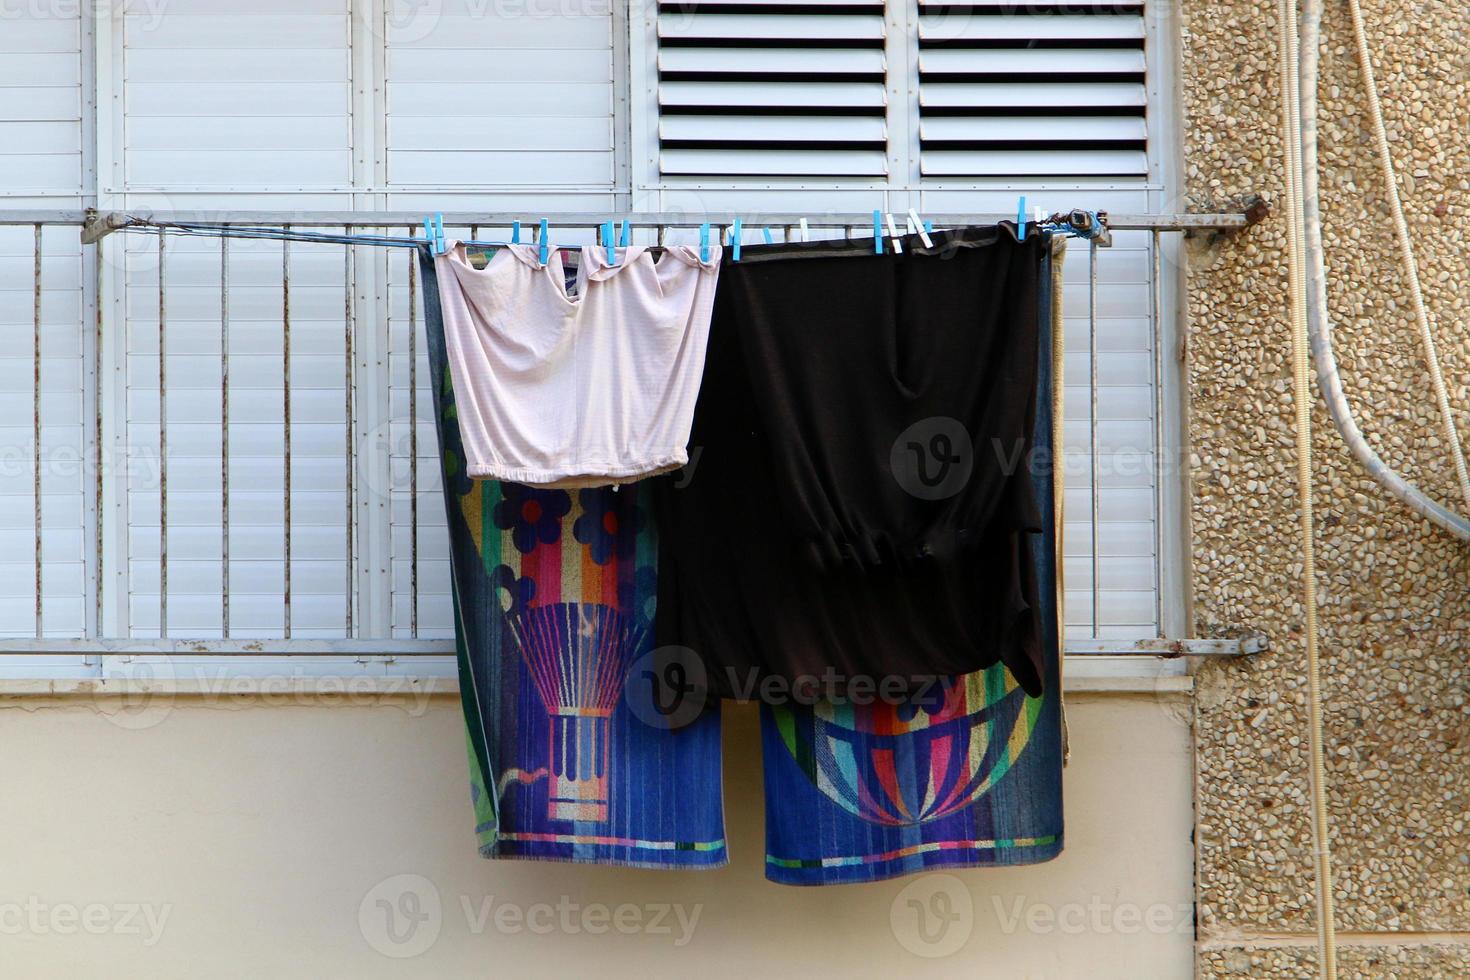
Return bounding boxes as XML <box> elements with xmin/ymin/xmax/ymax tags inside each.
<box><xmin>654</xmin><ymin>224</ymin><xmax>1050</xmax><ymax>698</ymax></box>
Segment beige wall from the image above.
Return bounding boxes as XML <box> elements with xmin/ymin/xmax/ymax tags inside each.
<box><xmin>1181</xmin><ymin>0</ymin><xmax>1470</xmax><ymax>974</ymax></box>
<box><xmin>0</xmin><ymin>688</ymin><xmax>1192</xmax><ymax>978</ymax></box>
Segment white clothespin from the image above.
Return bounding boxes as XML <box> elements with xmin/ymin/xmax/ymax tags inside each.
<box><xmin>885</xmin><ymin>212</ymin><xmax>903</xmax><ymax>254</ymax></box>
<box><xmin>907</xmin><ymin>208</ymin><xmax>933</xmax><ymax>248</ymax></box>
<box><xmin>799</xmin><ymin>217</ymin><xmax>810</xmax><ymax>243</ymax></box>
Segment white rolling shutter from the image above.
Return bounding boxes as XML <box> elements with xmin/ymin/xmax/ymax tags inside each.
<box><xmin>385</xmin><ymin>1</ymin><xmax>616</xmax><ymax>188</ymax></box>
<box><xmin>917</xmin><ymin>0</ymin><xmax>1149</xmax><ymax>177</ymax></box>
<box><xmin>122</xmin><ymin>0</ymin><xmax>354</xmax><ymax>189</ymax></box>
<box><xmin>656</xmin><ymin>1</ymin><xmax>889</xmax><ymax>177</ymax></box>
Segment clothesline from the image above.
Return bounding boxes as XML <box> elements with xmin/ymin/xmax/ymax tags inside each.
<box><xmin>87</xmin><ymin>208</ymin><xmax>1123</xmax><ymax>251</ymax></box>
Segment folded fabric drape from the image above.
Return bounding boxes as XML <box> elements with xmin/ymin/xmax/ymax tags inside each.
<box><xmin>422</xmin><ymin>247</ymin><xmax>729</xmax><ymax>869</ymax></box>
<box><xmin>655</xmin><ymin>225</ymin><xmax>1049</xmax><ymax>697</ymax></box>
<box><xmin>760</xmin><ymin>234</ymin><xmax>1063</xmax><ymax>882</ymax></box>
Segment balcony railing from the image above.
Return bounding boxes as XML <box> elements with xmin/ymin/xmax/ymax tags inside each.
<box><xmin>0</xmin><ymin>207</ymin><xmax>1266</xmax><ymax>673</ymax></box>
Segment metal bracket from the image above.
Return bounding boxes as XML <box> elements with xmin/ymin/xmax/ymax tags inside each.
<box><xmin>1044</xmin><ymin>209</ymin><xmax>1113</xmax><ymax>247</ymax></box>
<box><xmin>1183</xmin><ymin>195</ymin><xmax>1271</xmax><ymax>250</ymax></box>
<box><xmin>80</xmin><ymin>208</ymin><xmax>131</xmax><ymax>245</ymax></box>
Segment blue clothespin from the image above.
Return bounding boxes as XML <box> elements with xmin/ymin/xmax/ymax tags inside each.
<box><xmin>422</xmin><ymin>218</ymin><xmax>435</xmax><ymax>254</ymax></box>
<box><xmin>731</xmin><ymin>217</ymin><xmax>743</xmax><ymax>262</ymax></box>
<box><xmin>434</xmin><ymin>213</ymin><xmax>446</xmax><ymax>255</ymax></box>
<box><xmin>699</xmin><ymin>222</ymin><xmax>710</xmax><ymax>263</ymax></box>
<box><xmin>538</xmin><ymin>218</ymin><xmax>549</xmax><ymax>266</ymax></box>
<box><xmin>619</xmin><ymin>219</ymin><xmax>630</xmax><ymax>247</ymax></box>
<box><xmin>872</xmin><ymin>210</ymin><xmax>883</xmax><ymax>254</ymax></box>
<box><xmin>762</xmin><ymin>227</ymin><xmax>774</xmax><ymax>245</ymax></box>
<box><xmin>511</xmin><ymin>220</ymin><xmax>521</xmax><ymax>244</ymax></box>
<box><xmin>604</xmin><ymin>220</ymin><xmax>616</xmax><ymax>265</ymax></box>
<box><xmin>1017</xmin><ymin>196</ymin><xmax>1027</xmax><ymax>241</ymax></box>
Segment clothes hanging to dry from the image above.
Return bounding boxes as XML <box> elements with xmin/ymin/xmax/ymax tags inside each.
<box><xmin>654</xmin><ymin>225</ymin><xmax>1049</xmax><ymax>698</ymax></box>
<box><xmin>419</xmin><ymin>236</ymin><xmax>1064</xmax><ymax>883</ymax></box>
<box><xmin>434</xmin><ymin>240</ymin><xmax>721</xmax><ymax>488</ymax></box>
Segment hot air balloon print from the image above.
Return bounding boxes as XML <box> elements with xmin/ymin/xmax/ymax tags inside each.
<box><xmin>507</xmin><ymin>602</ymin><xmax>646</xmax><ymax>822</ymax></box>
<box><xmin>771</xmin><ymin>663</ymin><xmax>1042</xmax><ymax>826</ymax></box>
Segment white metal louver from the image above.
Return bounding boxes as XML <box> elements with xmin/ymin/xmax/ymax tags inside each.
<box><xmin>656</xmin><ymin>0</ymin><xmax>889</xmax><ymax>177</ymax></box>
<box><xmin>917</xmin><ymin>0</ymin><xmax>1149</xmax><ymax>177</ymax></box>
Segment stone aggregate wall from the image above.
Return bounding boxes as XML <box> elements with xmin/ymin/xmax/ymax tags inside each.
<box><xmin>1181</xmin><ymin>0</ymin><xmax>1470</xmax><ymax>974</ymax></box>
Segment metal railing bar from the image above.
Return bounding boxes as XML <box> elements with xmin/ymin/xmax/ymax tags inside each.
<box><xmin>282</xmin><ymin>231</ymin><xmax>292</xmax><ymax>639</ymax></box>
<box><xmin>33</xmin><ymin>224</ymin><xmax>42</xmax><ymax>639</ymax></box>
<box><xmin>343</xmin><ymin>241</ymin><xmax>355</xmax><ymax>638</ymax></box>
<box><xmin>157</xmin><ymin>229</ymin><xmax>168</xmax><ymax>638</ymax></box>
<box><xmin>0</xmin><ymin>635</ymin><xmax>1269</xmax><ymax>658</ymax></box>
<box><xmin>1089</xmin><ymin>238</ymin><xmax>1100</xmax><ymax>640</ymax></box>
<box><xmin>0</xmin><ymin>211</ymin><xmax>89</xmax><ymax>226</ymax></box>
<box><xmin>92</xmin><ymin>234</ymin><xmax>103</xmax><ymax>638</ymax></box>
<box><xmin>69</xmin><ymin>209</ymin><xmax>1264</xmax><ymax>234</ymax></box>
<box><xmin>1151</xmin><ymin>229</ymin><xmax>1166</xmax><ymax>637</ymax></box>
<box><xmin>406</xmin><ymin>225</ymin><xmax>419</xmax><ymax>639</ymax></box>
<box><xmin>221</xmin><ymin>234</ymin><xmax>230</xmax><ymax>638</ymax></box>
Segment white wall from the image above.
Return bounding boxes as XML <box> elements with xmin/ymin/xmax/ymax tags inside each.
<box><xmin>0</xmin><ymin>690</ymin><xmax>1193</xmax><ymax>978</ymax></box>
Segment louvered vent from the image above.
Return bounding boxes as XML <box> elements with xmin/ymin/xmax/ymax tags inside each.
<box><xmin>656</xmin><ymin>1</ymin><xmax>888</xmax><ymax>177</ymax></box>
<box><xmin>917</xmin><ymin>0</ymin><xmax>1148</xmax><ymax>177</ymax></box>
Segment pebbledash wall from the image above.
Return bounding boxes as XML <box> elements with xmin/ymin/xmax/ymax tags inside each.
<box><xmin>1182</xmin><ymin>0</ymin><xmax>1470</xmax><ymax>976</ymax></box>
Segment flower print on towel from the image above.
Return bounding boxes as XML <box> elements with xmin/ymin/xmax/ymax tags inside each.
<box><xmin>493</xmin><ymin>484</ymin><xmax>572</xmax><ymax>554</ymax></box>
<box><xmin>573</xmin><ymin>488</ymin><xmax>644</xmax><ymax>565</ymax></box>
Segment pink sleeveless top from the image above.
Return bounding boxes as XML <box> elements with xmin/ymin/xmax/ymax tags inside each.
<box><xmin>434</xmin><ymin>240</ymin><xmax>721</xmax><ymax>487</ymax></box>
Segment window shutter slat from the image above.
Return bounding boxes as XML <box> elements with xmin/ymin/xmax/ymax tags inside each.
<box><xmin>921</xmin><ymin>116</ymin><xmax>1147</xmax><ymax>142</ymax></box>
<box><xmin>659</xmin><ymin>13</ymin><xmax>884</xmax><ymax>42</ymax></box>
<box><xmin>659</xmin><ymin>48</ymin><xmax>885</xmax><ymax>76</ymax></box>
<box><xmin>919</xmin><ymin>48</ymin><xmax>1146</xmax><ymax>75</ymax></box>
<box><xmin>660</xmin><ymin>81</ymin><xmax>887</xmax><ymax>109</ymax></box>
<box><xmin>660</xmin><ymin>148</ymin><xmax>889</xmax><ymax>176</ymax></box>
<box><xmin>918</xmin><ymin>15</ymin><xmax>1145</xmax><ymax>43</ymax></box>
<box><xmin>921</xmin><ymin>149</ymin><xmax>1149</xmax><ymax>176</ymax></box>
<box><xmin>920</xmin><ymin>82</ymin><xmax>1146</xmax><ymax>109</ymax></box>
<box><xmin>662</xmin><ymin>115</ymin><xmax>887</xmax><ymax>142</ymax></box>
